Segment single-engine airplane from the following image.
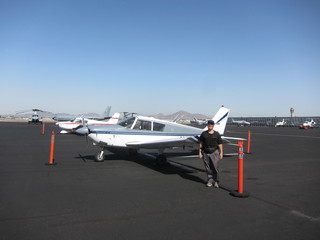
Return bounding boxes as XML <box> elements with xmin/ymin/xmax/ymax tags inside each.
<box><xmin>56</xmin><ymin>112</ymin><xmax>120</xmax><ymax>134</ymax></box>
<box><xmin>231</xmin><ymin>119</ymin><xmax>250</xmax><ymax>126</ymax></box>
<box><xmin>76</xmin><ymin>106</ymin><xmax>245</xmax><ymax>164</ymax></box>
<box><xmin>190</xmin><ymin>118</ymin><xmax>207</xmax><ymax>126</ymax></box>
<box><xmin>275</xmin><ymin>119</ymin><xmax>286</xmax><ymax>127</ymax></box>
<box><xmin>53</xmin><ymin>106</ymin><xmax>112</xmax><ymax>121</ymax></box>
<box><xmin>299</xmin><ymin>119</ymin><xmax>316</xmax><ymax>129</ymax></box>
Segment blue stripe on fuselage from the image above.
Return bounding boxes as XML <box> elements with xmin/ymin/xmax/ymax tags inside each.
<box><xmin>90</xmin><ymin>130</ymin><xmax>197</xmax><ymax>137</ymax></box>
<box><xmin>90</xmin><ymin>130</ymin><xmax>224</xmax><ymax>137</ymax></box>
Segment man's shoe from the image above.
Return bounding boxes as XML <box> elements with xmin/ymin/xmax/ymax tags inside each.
<box><xmin>214</xmin><ymin>182</ymin><xmax>219</xmax><ymax>188</ymax></box>
<box><xmin>206</xmin><ymin>182</ymin><xmax>213</xmax><ymax>187</ymax></box>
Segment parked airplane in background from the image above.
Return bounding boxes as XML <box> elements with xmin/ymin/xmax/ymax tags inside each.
<box><xmin>16</xmin><ymin>109</ymin><xmax>49</xmax><ymax>124</ymax></box>
<box><xmin>301</xmin><ymin>119</ymin><xmax>316</xmax><ymax>128</ymax></box>
<box><xmin>190</xmin><ymin>118</ymin><xmax>207</xmax><ymax>126</ymax></box>
<box><xmin>232</xmin><ymin>119</ymin><xmax>250</xmax><ymax>126</ymax></box>
<box><xmin>275</xmin><ymin>119</ymin><xmax>286</xmax><ymax>127</ymax></box>
<box><xmin>53</xmin><ymin>106</ymin><xmax>112</xmax><ymax>121</ymax></box>
<box><xmin>56</xmin><ymin>112</ymin><xmax>120</xmax><ymax>134</ymax></box>
<box><xmin>76</xmin><ymin>106</ymin><xmax>245</xmax><ymax>164</ymax></box>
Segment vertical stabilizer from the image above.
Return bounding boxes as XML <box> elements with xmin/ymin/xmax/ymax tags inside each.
<box><xmin>203</xmin><ymin>106</ymin><xmax>230</xmax><ymax>135</ymax></box>
<box><xmin>213</xmin><ymin>107</ymin><xmax>230</xmax><ymax>135</ymax></box>
<box><xmin>107</xmin><ymin>112</ymin><xmax>120</xmax><ymax>124</ymax></box>
<box><xmin>103</xmin><ymin>106</ymin><xmax>112</xmax><ymax>118</ymax></box>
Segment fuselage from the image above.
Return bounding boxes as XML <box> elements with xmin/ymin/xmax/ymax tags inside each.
<box><xmin>57</xmin><ymin>118</ymin><xmax>114</xmax><ymax>130</ymax></box>
<box><xmin>86</xmin><ymin>116</ymin><xmax>204</xmax><ymax>148</ymax></box>
<box><xmin>78</xmin><ymin>106</ymin><xmax>231</xmax><ymax>151</ymax></box>
<box><xmin>57</xmin><ymin>113</ymin><xmax>120</xmax><ymax>132</ymax></box>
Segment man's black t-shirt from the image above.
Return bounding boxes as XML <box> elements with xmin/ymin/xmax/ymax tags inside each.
<box><xmin>199</xmin><ymin>131</ymin><xmax>223</xmax><ymax>152</ymax></box>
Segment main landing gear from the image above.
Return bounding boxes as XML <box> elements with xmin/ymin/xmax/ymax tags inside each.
<box><xmin>155</xmin><ymin>154</ymin><xmax>167</xmax><ymax>166</ymax></box>
<box><xmin>93</xmin><ymin>148</ymin><xmax>169</xmax><ymax>166</ymax></box>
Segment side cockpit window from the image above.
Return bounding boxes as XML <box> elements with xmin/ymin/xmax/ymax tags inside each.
<box><xmin>133</xmin><ymin>120</ymin><xmax>151</xmax><ymax>130</ymax></box>
<box><xmin>153</xmin><ymin>122</ymin><xmax>165</xmax><ymax>132</ymax></box>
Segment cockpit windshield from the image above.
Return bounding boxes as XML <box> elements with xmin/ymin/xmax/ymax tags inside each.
<box><xmin>119</xmin><ymin>117</ymin><xmax>136</xmax><ymax>129</ymax></box>
<box><xmin>119</xmin><ymin>117</ymin><xmax>165</xmax><ymax>131</ymax></box>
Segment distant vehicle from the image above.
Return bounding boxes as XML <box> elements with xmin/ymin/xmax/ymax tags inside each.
<box><xmin>16</xmin><ymin>109</ymin><xmax>48</xmax><ymax>124</ymax></box>
<box><xmin>53</xmin><ymin>106</ymin><xmax>112</xmax><ymax>121</ymax></box>
<box><xmin>76</xmin><ymin>106</ymin><xmax>245</xmax><ymax>164</ymax></box>
<box><xmin>56</xmin><ymin>112</ymin><xmax>120</xmax><ymax>134</ymax></box>
<box><xmin>190</xmin><ymin>118</ymin><xmax>207</xmax><ymax>126</ymax></box>
<box><xmin>275</xmin><ymin>119</ymin><xmax>286</xmax><ymax>127</ymax></box>
<box><xmin>232</xmin><ymin>119</ymin><xmax>250</xmax><ymax>126</ymax></box>
<box><xmin>299</xmin><ymin>119</ymin><xmax>316</xmax><ymax>129</ymax></box>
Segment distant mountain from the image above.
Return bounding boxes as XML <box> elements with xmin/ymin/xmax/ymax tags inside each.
<box><xmin>150</xmin><ymin>110</ymin><xmax>209</xmax><ymax>121</ymax></box>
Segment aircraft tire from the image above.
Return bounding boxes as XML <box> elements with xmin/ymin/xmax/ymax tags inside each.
<box><xmin>94</xmin><ymin>152</ymin><xmax>105</xmax><ymax>162</ymax></box>
<box><xmin>156</xmin><ymin>154</ymin><xmax>167</xmax><ymax>166</ymax></box>
<box><xmin>128</xmin><ymin>149</ymin><xmax>138</xmax><ymax>159</ymax></box>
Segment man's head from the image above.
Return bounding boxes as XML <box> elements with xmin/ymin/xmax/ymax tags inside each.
<box><xmin>207</xmin><ymin>120</ymin><xmax>215</xmax><ymax>130</ymax></box>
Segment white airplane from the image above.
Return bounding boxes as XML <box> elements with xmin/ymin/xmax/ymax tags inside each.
<box><xmin>53</xmin><ymin>106</ymin><xmax>112</xmax><ymax>121</ymax></box>
<box><xmin>302</xmin><ymin>119</ymin><xmax>316</xmax><ymax>128</ymax></box>
<box><xmin>232</xmin><ymin>119</ymin><xmax>250</xmax><ymax>126</ymax></box>
<box><xmin>190</xmin><ymin>118</ymin><xmax>207</xmax><ymax>126</ymax></box>
<box><xmin>56</xmin><ymin>112</ymin><xmax>120</xmax><ymax>134</ymax></box>
<box><xmin>275</xmin><ymin>119</ymin><xmax>286</xmax><ymax>127</ymax></box>
<box><xmin>76</xmin><ymin>106</ymin><xmax>245</xmax><ymax>164</ymax></box>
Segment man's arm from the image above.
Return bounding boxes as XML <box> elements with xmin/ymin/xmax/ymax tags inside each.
<box><xmin>218</xmin><ymin>143</ymin><xmax>223</xmax><ymax>159</ymax></box>
<box><xmin>199</xmin><ymin>141</ymin><xmax>203</xmax><ymax>159</ymax></box>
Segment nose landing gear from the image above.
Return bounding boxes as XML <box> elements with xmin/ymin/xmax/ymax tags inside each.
<box><xmin>95</xmin><ymin>149</ymin><xmax>105</xmax><ymax>162</ymax></box>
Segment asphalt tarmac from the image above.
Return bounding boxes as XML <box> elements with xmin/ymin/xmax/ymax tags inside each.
<box><xmin>0</xmin><ymin>122</ymin><xmax>319</xmax><ymax>240</ymax></box>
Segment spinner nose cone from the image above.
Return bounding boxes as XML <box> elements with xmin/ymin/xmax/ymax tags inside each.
<box><xmin>75</xmin><ymin>127</ymin><xmax>89</xmax><ymax>135</ymax></box>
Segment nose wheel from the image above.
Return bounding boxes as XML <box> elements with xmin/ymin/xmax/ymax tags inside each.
<box><xmin>95</xmin><ymin>150</ymin><xmax>105</xmax><ymax>162</ymax></box>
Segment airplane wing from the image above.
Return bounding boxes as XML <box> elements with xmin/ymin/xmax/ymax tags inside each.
<box><xmin>125</xmin><ymin>136</ymin><xmax>199</xmax><ymax>149</ymax></box>
<box><xmin>221</xmin><ymin>136</ymin><xmax>246</xmax><ymax>145</ymax></box>
<box><xmin>222</xmin><ymin>136</ymin><xmax>246</xmax><ymax>141</ymax></box>
<box><xmin>125</xmin><ymin>136</ymin><xmax>246</xmax><ymax>149</ymax></box>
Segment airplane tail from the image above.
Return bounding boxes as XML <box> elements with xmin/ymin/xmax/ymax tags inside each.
<box><xmin>107</xmin><ymin>112</ymin><xmax>120</xmax><ymax>124</ymax></box>
<box><xmin>102</xmin><ymin>106</ymin><xmax>111</xmax><ymax>118</ymax></box>
<box><xmin>204</xmin><ymin>106</ymin><xmax>230</xmax><ymax>135</ymax></box>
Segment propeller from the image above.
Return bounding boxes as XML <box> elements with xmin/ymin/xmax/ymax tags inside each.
<box><xmin>75</xmin><ymin>118</ymin><xmax>90</xmax><ymax>144</ymax></box>
<box><xmin>16</xmin><ymin>109</ymin><xmax>49</xmax><ymax>114</ymax></box>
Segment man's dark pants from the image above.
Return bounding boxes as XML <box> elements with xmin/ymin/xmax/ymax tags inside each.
<box><xmin>202</xmin><ymin>150</ymin><xmax>220</xmax><ymax>183</ymax></box>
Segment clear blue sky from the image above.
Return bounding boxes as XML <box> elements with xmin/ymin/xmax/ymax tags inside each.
<box><xmin>1</xmin><ymin>0</ymin><xmax>319</xmax><ymax>117</ymax></box>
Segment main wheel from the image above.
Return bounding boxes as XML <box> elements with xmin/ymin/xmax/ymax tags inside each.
<box><xmin>156</xmin><ymin>154</ymin><xmax>167</xmax><ymax>166</ymax></box>
<box><xmin>128</xmin><ymin>149</ymin><xmax>138</xmax><ymax>160</ymax></box>
<box><xmin>94</xmin><ymin>152</ymin><xmax>105</xmax><ymax>162</ymax></box>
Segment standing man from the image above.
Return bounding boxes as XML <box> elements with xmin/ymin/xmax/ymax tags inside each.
<box><xmin>199</xmin><ymin>120</ymin><xmax>223</xmax><ymax>188</ymax></box>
